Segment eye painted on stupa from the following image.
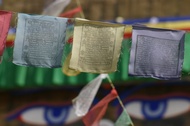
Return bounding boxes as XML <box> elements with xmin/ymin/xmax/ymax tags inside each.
<box><xmin>121</xmin><ymin>95</ymin><xmax>190</xmax><ymax>120</ymax></box>
<box><xmin>5</xmin><ymin>103</ymin><xmax>81</xmax><ymax>125</ymax></box>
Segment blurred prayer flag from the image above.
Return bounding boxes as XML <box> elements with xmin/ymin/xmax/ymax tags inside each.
<box><xmin>82</xmin><ymin>89</ymin><xmax>118</xmax><ymax>126</ymax></box>
<box><xmin>42</xmin><ymin>0</ymin><xmax>71</xmax><ymax>16</ymax></box>
<box><xmin>0</xmin><ymin>11</ymin><xmax>12</xmax><ymax>57</ymax></box>
<box><xmin>115</xmin><ymin>109</ymin><xmax>133</xmax><ymax>126</ymax></box>
<box><xmin>73</xmin><ymin>74</ymin><xmax>107</xmax><ymax>116</ymax></box>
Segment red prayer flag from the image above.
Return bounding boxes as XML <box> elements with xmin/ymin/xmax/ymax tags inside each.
<box><xmin>0</xmin><ymin>11</ymin><xmax>12</xmax><ymax>56</ymax></box>
<box><xmin>82</xmin><ymin>89</ymin><xmax>118</xmax><ymax>126</ymax></box>
<box><xmin>59</xmin><ymin>7</ymin><xmax>82</xmax><ymax>18</ymax></box>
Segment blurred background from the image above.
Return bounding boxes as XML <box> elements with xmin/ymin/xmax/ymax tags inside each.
<box><xmin>1</xmin><ymin>0</ymin><xmax>190</xmax><ymax>21</ymax></box>
<box><xmin>1</xmin><ymin>0</ymin><xmax>190</xmax><ymax>126</ymax></box>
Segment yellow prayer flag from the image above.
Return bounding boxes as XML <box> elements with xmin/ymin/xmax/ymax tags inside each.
<box><xmin>70</xmin><ymin>18</ymin><xmax>125</xmax><ymax>73</ymax></box>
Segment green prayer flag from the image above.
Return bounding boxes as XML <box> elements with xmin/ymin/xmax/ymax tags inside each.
<box><xmin>115</xmin><ymin>109</ymin><xmax>134</xmax><ymax>126</ymax></box>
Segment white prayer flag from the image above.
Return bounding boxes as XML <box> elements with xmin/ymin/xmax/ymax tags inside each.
<box><xmin>73</xmin><ymin>74</ymin><xmax>107</xmax><ymax>117</ymax></box>
<box><xmin>42</xmin><ymin>0</ymin><xmax>71</xmax><ymax>16</ymax></box>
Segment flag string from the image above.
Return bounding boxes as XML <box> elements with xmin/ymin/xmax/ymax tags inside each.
<box><xmin>106</xmin><ymin>75</ymin><xmax>126</xmax><ymax>111</ymax></box>
<box><xmin>76</xmin><ymin>0</ymin><xmax>85</xmax><ymax>18</ymax></box>
<box><xmin>107</xmin><ymin>75</ymin><xmax>134</xmax><ymax>126</ymax></box>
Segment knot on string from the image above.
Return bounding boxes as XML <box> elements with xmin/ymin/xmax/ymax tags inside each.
<box><xmin>111</xmin><ymin>88</ymin><xmax>118</xmax><ymax>96</ymax></box>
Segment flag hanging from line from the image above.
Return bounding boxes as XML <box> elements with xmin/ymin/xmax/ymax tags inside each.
<box><xmin>82</xmin><ymin>89</ymin><xmax>118</xmax><ymax>126</ymax></box>
<box><xmin>42</xmin><ymin>0</ymin><xmax>71</xmax><ymax>17</ymax></box>
<box><xmin>0</xmin><ymin>11</ymin><xmax>12</xmax><ymax>57</ymax></box>
<box><xmin>65</xmin><ymin>18</ymin><xmax>75</xmax><ymax>44</ymax></box>
<box><xmin>62</xmin><ymin>52</ymin><xmax>81</xmax><ymax>76</ymax></box>
<box><xmin>13</xmin><ymin>13</ymin><xmax>68</xmax><ymax>68</ymax></box>
<box><xmin>60</xmin><ymin>6</ymin><xmax>82</xmax><ymax>18</ymax></box>
<box><xmin>69</xmin><ymin>18</ymin><xmax>125</xmax><ymax>73</ymax></box>
<box><xmin>115</xmin><ymin>109</ymin><xmax>134</xmax><ymax>126</ymax></box>
<box><xmin>128</xmin><ymin>24</ymin><xmax>185</xmax><ymax>80</ymax></box>
<box><xmin>73</xmin><ymin>74</ymin><xmax>107</xmax><ymax>116</ymax></box>
<box><xmin>62</xmin><ymin>19</ymin><xmax>80</xmax><ymax>76</ymax></box>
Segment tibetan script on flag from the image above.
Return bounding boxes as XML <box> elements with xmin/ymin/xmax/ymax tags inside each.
<box><xmin>128</xmin><ymin>25</ymin><xmax>185</xmax><ymax>80</ymax></box>
<box><xmin>13</xmin><ymin>13</ymin><xmax>68</xmax><ymax>68</ymax></box>
<box><xmin>70</xmin><ymin>18</ymin><xmax>125</xmax><ymax>73</ymax></box>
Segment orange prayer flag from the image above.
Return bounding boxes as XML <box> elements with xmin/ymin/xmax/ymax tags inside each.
<box><xmin>82</xmin><ymin>89</ymin><xmax>118</xmax><ymax>126</ymax></box>
<box><xmin>0</xmin><ymin>11</ymin><xmax>12</xmax><ymax>56</ymax></box>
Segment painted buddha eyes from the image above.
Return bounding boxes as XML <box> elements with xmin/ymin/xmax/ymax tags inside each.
<box><xmin>123</xmin><ymin>96</ymin><xmax>190</xmax><ymax>120</ymax></box>
<box><xmin>6</xmin><ymin>103</ymin><xmax>81</xmax><ymax>125</ymax></box>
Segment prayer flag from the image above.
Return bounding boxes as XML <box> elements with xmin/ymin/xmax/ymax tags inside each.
<box><xmin>82</xmin><ymin>89</ymin><xmax>118</xmax><ymax>126</ymax></box>
<box><xmin>115</xmin><ymin>109</ymin><xmax>133</xmax><ymax>126</ymax></box>
<box><xmin>0</xmin><ymin>11</ymin><xmax>12</xmax><ymax>57</ymax></box>
<box><xmin>62</xmin><ymin>19</ymin><xmax>80</xmax><ymax>76</ymax></box>
<box><xmin>62</xmin><ymin>52</ymin><xmax>80</xmax><ymax>76</ymax></box>
<box><xmin>60</xmin><ymin>7</ymin><xmax>82</xmax><ymax>18</ymax></box>
<box><xmin>73</xmin><ymin>74</ymin><xmax>107</xmax><ymax>116</ymax></box>
<box><xmin>128</xmin><ymin>25</ymin><xmax>185</xmax><ymax>79</ymax></box>
<box><xmin>65</xmin><ymin>18</ymin><xmax>74</xmax><ymax>44</ymax></box>
<box><xmin>13</xmin><ymin>13</ymin><xmax>68</xmax><ymax>68</ymax></box>
<box><xmin>42</xmin><ymin>0</ymin><xmax>71</xmax><ymax>17</ymax></box>
<box><xmin>69</xmin><ymin>18</ymin><xmax>125</xmax><ymax>73</ymax></box>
